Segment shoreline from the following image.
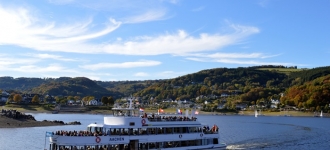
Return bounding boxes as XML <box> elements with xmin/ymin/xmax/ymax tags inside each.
<box><xmin>2</xmin><ymin>105</ymin><xmax>325</xmax><ymax>117</ymax></box>
<box><xmin>16</xmin><ymin>109</ymin><xmax>323</xmax><ymax>117</ymax></box>
<box><xmin>0</xmin><ymin>115</ymin><xmax>66</xmax><ymax>128</ymax></box>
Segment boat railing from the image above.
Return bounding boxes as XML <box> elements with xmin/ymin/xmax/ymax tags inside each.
<box><xmin>144</xmin><ymin>116</ymin><xmax>197</xmax><ymax>122</ymax></box>
<box><xmin>52</xmin><ymin>128</ymin><xmax>211</xmax><ymax>137</ymax></box>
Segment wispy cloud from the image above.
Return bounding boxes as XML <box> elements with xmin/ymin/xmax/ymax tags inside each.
<box><xmin>104</xmin><ymin>25</ymin><xmax>259</xmax><ymax>55</ymax></box>
<box><xmin>0</xmin><ymin>4</ymin><xmax>120</xmax><ymax>51</ymax></box>
<box><xmin>24</xmin><ymin>53</ymin><xmax>79</xmax><ymax>61</ymax></box>
<box><xmin>134</xmin><ymin>72</ymin><xmax>150</xmax><ymax>77</ymax></box>
<box><xmin>123</xmin><ymin>9</ymin><xmax>168</xmax><ymax>23</ymax></box>
<box><xmin>0</xmin><ymin>54</ymin><xmax>40</xmax><ymax>66</ymax></box>
<box><xmin>0</xmin><ymin>4</ymin><xmax>260</xmax><ymax>57</ymax></box>
<box><xmin>156</xmin><ymin>71</ymin><xmax>186</xmax><ymax>79</ymax></box>
<box><xmin>186</xmin><ymin>54</ymin><xmax>293</xmax><ymax>66</ymax></box>
<box><xmin>80</xmin><ymin>60</ymin><xmax>162</xmax><ymax>70</ymax></box>
<box><xmin>186</xmin><ymin>52</ymin><xmax>280</xmax><ymax>59</ymax></box>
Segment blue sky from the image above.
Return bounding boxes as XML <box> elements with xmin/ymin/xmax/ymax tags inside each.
<box><xmin>0</xmin><ymin>0</ymin><xmax>329</xmax><ymax>81</ymax></box>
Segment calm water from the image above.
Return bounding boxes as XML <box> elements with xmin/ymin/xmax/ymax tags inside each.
<box><xmin>0</xmin><ymin>114</ymin><xmax>329</xmax><ymax>150</ymax></box>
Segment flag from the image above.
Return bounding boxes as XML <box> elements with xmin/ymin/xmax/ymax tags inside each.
<box><xmin>45</xmin><ymin>131</ymin><xmax>53</xmax><ymax>137</ymax></box>
<box><xmin>177</xmin><ymin>109</ymin><xmax>182</xmax><ymax>114</ymax></box>
<box><xmin>139</xmin><ymin>108</ymin><xmax>144</xmax><ymax>112</ymax></box>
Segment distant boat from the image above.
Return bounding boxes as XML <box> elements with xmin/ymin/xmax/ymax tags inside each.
<box><xmin>255</xmin><ymin>110</ymin><xmax>258</xmax><ymax>118</ymax></box>
<box><xmin>314</xmin><ymin>111</ymin><xmax>323</xmax><ymax>117</ymax></box>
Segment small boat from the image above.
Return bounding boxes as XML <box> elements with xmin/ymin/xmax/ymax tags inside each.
<box><xmin>255</xmin><ymin>110</ymin><xmax>258</xmax><ymax>118</ymax></box>
<box><xmin>46</xmin><ymin>99</ymin><xmax>227</xmax><ymax>150</ymax></box>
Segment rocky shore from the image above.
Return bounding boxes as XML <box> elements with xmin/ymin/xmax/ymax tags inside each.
<box><xmin>0</xmin><ymin>109</ymin><xmax>81</xmax><ymax>128</ymax></box>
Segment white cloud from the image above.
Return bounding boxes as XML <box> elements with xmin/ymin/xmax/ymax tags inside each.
<box><xmin>186</xmin><ymin>57</ymin><xmax>293</xmax><ymax>66</ymax></box>
<box><xmin>80</xmin><ymin>60</ymin><xmax>162</xmax><ymax>70</ymax></box>
<box><xmin>0</xmin><ymin>5</ymin><xmax>121</xmax><ymax>53</ymax></box>
<box><xmin>0</xmin><ymin>54</ymin><xmax>40</xmax><ymax>66</ymax></box>
<box><xmin>103</xmin><ymin>25</ymin><xmax>259</xmax><ymax>55</ymax></box>
<box><xmin>134</xmin><ymin>72</ymin><xmax>149</xmax><ymax>77</ymax></box>
<box><xmin>0</xmin><ymin>4</ymin><xmax>260</xmax><ymax>57</ymax></box>
<box><xmin>25</xmin><ymin>53</ymin><xmax>79</xmax><ymax>61</ymax></box>
<box><xmin>186</xmin><ymin>52</ymin><xmax>280</xmax><ymax>59</ymax></box>
<box><xmin>123</xmin><ymin>9</ymin><xmax>168</xmax><ymax>23</ymax></box>
<box><xmin>0</xmin><ymin>63</ymin><xmax>76</xmax><ymax>74</ymax></box>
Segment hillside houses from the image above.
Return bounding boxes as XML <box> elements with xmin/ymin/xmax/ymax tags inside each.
<box><xmin>22</xmin><ymin>94</ymin><xmax>43</xmax><ymax>103</ymax></box>
<box><xmin>0</xmin><ymin>91</ymin><xmax>9</xmax><ymax>102</ymax></box>
<box><xmin>270</xmin><ymin>99</ymin><xmax>280</xmax><ymax>108</ymax></box>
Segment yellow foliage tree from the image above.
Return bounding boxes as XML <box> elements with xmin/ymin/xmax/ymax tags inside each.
<box><xmin>32</xmin><ymin>95</ymin><xmax>40</xmax><ymax>103</ymax></box>
<box><xmin>13</xmin><ymin>94</ymin><xmax>22</xmax><ymax>103</ymax></box>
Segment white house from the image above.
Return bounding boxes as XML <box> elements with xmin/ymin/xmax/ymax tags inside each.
<box><xmin>67</xmin><ymin>100</ymin><xmax>75</xmax><ymax>105</ymax></box>
<box><xmin>271</xmin><ymin>99</ymin><xmax>280</xmax><ymax>108</ymax></box>
<box><xmin>88</xmin><ymin>99</ymin><xmax>101</xmax><ymax>105</ymax></box>
<box><xmin>0</xmin><ymin>97</ymin><xmax>8</xmax><ymax>102</ymax></box>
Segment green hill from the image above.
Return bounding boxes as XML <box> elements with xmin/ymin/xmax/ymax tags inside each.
<box><xmin>1</xmin><ymin>65</ymin><xmax>330</xmax><ymax>110</ymax></box>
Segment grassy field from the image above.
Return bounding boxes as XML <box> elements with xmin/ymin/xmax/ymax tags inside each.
<box><xmin>2</xmin><ymin>104</ymin><xmax>54</xmax><ymax>113</ymax></box>
<box><xmin>256</xmin><ymin>68</ymin><xmax>305</xmax><ymax>75</ymax></box>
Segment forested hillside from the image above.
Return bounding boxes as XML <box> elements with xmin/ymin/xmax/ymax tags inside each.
<box><xmin>281</xmin><ymin>74</ymin><xmax>330</xmax><ymax>111</ymax></box>
<box><xmin>31</xmin><ymin>77</ymin><xmax>123</xmax><ymax>99</ymax></box>
<box><xmin>1</xmin><ymin>65</ymin><xmax>330</xmax><ymax>111</ymax></box>
<box><xmin>134</xmin><ymin>67</ymin><xmax>288</xmax><ymax>101</ymax></box>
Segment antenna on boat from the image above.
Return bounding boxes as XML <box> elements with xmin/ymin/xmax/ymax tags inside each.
<box><xmin>129</xmin><ymin>95</ymin><xmax>133</xmax><ymax>109</ymax></box>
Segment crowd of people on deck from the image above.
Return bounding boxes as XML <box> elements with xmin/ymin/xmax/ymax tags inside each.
<box><xmin>203</xmin><ymin>124</ymin><xmax>219</xmax><ymax>134</ymax></box>
<box><xmin>141</xmin><ymin>113</ymin><xmax>197</xmax><ymax>121</ymax></box>
<box><xmin>57</xmin><ymin>145</ymin><xmax>120</xmax><ymax>150</ymax></box>
<box><xmin>54</xmin><ymin>130</ymin><xmax>105</xmax><ymax>136</ymax></box>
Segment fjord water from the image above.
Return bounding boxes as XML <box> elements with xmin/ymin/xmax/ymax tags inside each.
<box><xmin>0</xmin><ymin>114</ymin><xmax>329</xmax><ymax>150</ymax></box>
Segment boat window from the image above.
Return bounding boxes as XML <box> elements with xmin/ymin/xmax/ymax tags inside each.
<box><xmin>162</xmin><ymin>127</ymin><xmax>166</xmax><ymax>134</ymax></box>
<box><xmin>147</xmin><ymin>128</ymin><xmax>156</xmax><ymax>134</ymax></box>
<box><xmin>139</xmin><ymin>143</ymin><xmax>147</xmax><ymax>150</ymax></box>
<box><xmin>181</xmin><ymin>141</ymin><xmax>188</xmax><ymax>146</ymax></box>
<box><xmin>129</xmin><ymin>122</ymin><xmax>135</xmax><ymax>126</ymax></box>
<box><xmin>140</xmin><ymin>128</ymin><xmax>147</xmax><ymax>135</ymax></box>
<box><xmin>173</xmin><ymin>141</ymin><xmax>181</xmax><ymax>147</ymax></box>
<box><xmin>122</xmin><ymin>128</ymin><xmax>129</xmax><ymax>135</ymax></box>
<box><xmin>213</xmin><ymin>138</ymin><xmax>219</xmax><ymax>144</ymax></box>
<box><xmin>110</xmin><ymin>128</ymin><xmax>119</xmax><ymax>135</ymax></box>
<box><xmin>165</xmin><ymin>127</ymin><xmax>173</xmax><ymax>134</ymax></box>
<box><xmin>148</xmin><ymin>142</ymin><xmax>158</xmax><ymax>149</ymax></box>
<box><xmin>182</xmin><ymin>127</ymin><xmax>188</xmax><ymax>133</ymax></box>
<box><xmin>173</xmin><ymin>127</ymin><xmax>181</xmax><ymax>133</ymax></box>
<box><xmin>128</xmin><ymin>128</ymin><xmax>134</xmax><ymax>135</ymax></box>
<box><xmin>157</xmin><ymin>127</ymin><xmax>163</xmax><ymax>134</ymax></box>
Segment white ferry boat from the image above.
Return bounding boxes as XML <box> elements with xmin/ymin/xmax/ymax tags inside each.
<box><xmin>46</xmin><ymin>100</ymin><xmax>226</xmax><ymax>150</ymax></box>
